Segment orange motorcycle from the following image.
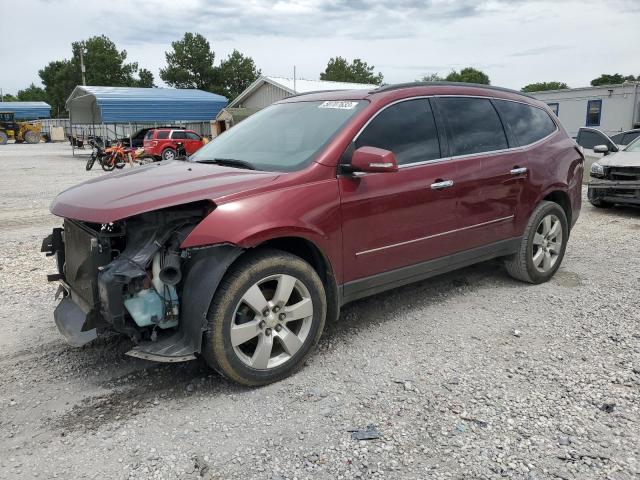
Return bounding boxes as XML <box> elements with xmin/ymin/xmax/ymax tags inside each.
<box><xmin>101</xmin><ymin>143</ymin><xmax>137</xmax><ymax>171</ymax></box>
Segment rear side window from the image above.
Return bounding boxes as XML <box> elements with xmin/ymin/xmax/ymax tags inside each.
<box><xmin>355</xmin><ymin>99</ymin><xmax>440</xmax><ymax>165</ymax></box>
<box><xmin>494</xmin><ymin>100</ymin><xmax>556</xmax><ymax>146</ymax></box>
<box><xmin>144</xmin><ymin>131</ymin><xmax>154</xmax><ymax>140</ymax></box>
<box><xmin>156</xmin><ymin>130</ymin><xmax>170</xmax><ymax>139</ymax></box>
<box><xmin>437</xmin><ymin>97</ymin><xmax>508</xmax><ymax>156</ymax></box>
<box><xmin>622</xmin><ymin>132</ymin><xmax>640</xmax><ymax>145</ymax></box>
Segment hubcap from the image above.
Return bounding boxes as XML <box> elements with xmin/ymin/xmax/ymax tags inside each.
<box><xmin>532</xmin><ymin>214</ymin><xmax>563</xmax><ymax>273</ymax></box>
<box><xmin>165</xmin><ymin>150</ymin><xmax>175</xmax><ymax>160</ymax></box>
<box><xmin>230</xmin><ymin>274</ymin><xmax>313</xmax><ymax>370</ymax></box>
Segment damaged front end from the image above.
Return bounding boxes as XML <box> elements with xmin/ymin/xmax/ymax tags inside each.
<box><xmin>589</xmin><ymin>166</ymin><xmax>640</xmax><ymax>205</ymax></box>
<box><xmin>41</xmin><ymin>202</ymin><xmax>241</xmax><ymax>362</ymax></box>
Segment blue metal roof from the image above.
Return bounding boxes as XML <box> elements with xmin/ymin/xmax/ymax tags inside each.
<box><xmin>0</xmin><ymin>101</ymin><xmax>51</xmax><ymax>120</ymax></box>
<box><xmin>66</xmin><ymin>86</ymin><xmax>227</xmax><ymax>123</ymax></box>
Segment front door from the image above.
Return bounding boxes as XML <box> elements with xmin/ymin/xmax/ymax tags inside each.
<box><xmin>339</xmin><ymin>98</ymin><xmax>461</xmax><ymax>284</ymax></box>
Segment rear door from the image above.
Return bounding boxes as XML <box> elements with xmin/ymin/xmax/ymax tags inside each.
<box><xmin>435</xmin><ymin>96</ymin><xmax>522</xmax><ymax>247</ymax></box>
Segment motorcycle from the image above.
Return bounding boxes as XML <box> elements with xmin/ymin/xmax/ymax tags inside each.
<box><xmin>85</xmin><ymin>139</ymin><xmax>109</xmax><ymax>171</ymax></box>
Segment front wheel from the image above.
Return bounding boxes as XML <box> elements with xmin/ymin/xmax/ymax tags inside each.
<box><xmin>505</xmin><ymin>201</ymin><xmax>568</xmax><ymax>284</ymax></box>
<box><xmin>86</xmin><ymin>153</ymin><xmax>96</xmax><ymax>171</ymax></box>
<box><xmin>101</xmin><ymin>155</ymin><xmax>116</xmax><ymax>171</ymax></box>
<box><xmin>202</xmin><ymin>249</ymin><xmax>327</xmax><ymax>386</ymax></box>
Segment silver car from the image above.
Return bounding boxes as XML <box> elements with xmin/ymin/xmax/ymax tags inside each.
<box><xmin>588</xmin><ymin>136</ymin><xmax>640</xmax><ymax>208</ymax></box>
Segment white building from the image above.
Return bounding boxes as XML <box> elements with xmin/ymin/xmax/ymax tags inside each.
<box><xmin>212</xmin><ymin>76</ymin><xmax>376</xmax><ymax>136</ymax></box>
<box><xmin>531</xmin><ymin>82</ymin><xmax>640</xmax><ymax>137</ymax></box>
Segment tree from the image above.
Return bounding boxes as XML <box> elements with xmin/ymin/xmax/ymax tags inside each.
<box><xmin>445</xmin><ymin>67</ymin><xmax>490</xmax><ymax>85</ymax></box>
<box><xmin>216</xmin><ymin>50</ymin><xmax>261</xmax><ymax>100</ymax></box>
<box><xmin>39</xmin><ymin>59</ymin><xmax>77</xmax><ymax>116</ymax></box>
<box><xmin>590</xmin><ymin>73</ymin><xmax>637</xmax><ymax>86</ymax></box>
<box><xmin>160</xmin><ymin>33</ymin><xmax>217</xmax><ymax>90</ymax></box>
<box><xmin>1</xmin><ymin>92</ymin><xmax>18</xmax><ymax>102</ymax></box>
<box><xmin>521</xmin><ymin>81</ymin><xmax>568</xmax><ymax>92</ymax></box>
<box><xmin>71</xmin><ymin>35</ymin><xmax>139</xmax><ymax>87</ymax></box>
<box><xmin>420</xmin><ymin>73</ymin><xmax>444</xmax><ymax>82</ymax></box>
<box><xmin>136</xmin><ymin>68</ymin><xmax>156</xmax><ymax>88</ymax></box>
<box><xmin>16</xmin><ymin>83</ymin><xmax>47</xmax><ymax>101</ymax></box>
<box><xmin>320</xmin><ymin>57</ymin><xmax>384</xmax><ymax>85</ymax></box>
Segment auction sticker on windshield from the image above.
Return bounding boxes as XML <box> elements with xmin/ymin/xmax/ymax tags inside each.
<box><xmin>318</xmin><ymin>101</ymin><xmax>359</xmax><ymax>110</ymax></box>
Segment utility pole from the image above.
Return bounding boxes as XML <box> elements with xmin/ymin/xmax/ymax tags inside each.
<box><xmin>0</xmin><ymin>88</ymin><xmax>3</xmax><ymax>102</ymax></box>
<box><xmin>293</xmin><ymin>65</ymin><xmax>297</xmax><ymax>93</ymax></box>
<box><xmin>79</xmin><ymin>44</ymin><xmax>87</xmax><ymax>86</ymax></box>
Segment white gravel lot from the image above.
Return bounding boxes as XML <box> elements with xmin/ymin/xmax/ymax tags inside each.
<box><xmin>0</xmin><ymin>143</ymin><xmax>638</xmax><ymax>480</ymax></box>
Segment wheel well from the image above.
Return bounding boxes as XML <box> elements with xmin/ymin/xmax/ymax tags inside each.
<box><xmin>255</xmin><ymin>237</ymin><xmax>340</xmax><ymax>322</ymax></box>
<box><xmin>544</xmin><ymin>190</ymin><xmax>572</xmax><ymax>226</ymax></box>
<box><xmin>257</xmin><ymin>237</ymin><xmax>332</xmax><ymax>283</ymax></box>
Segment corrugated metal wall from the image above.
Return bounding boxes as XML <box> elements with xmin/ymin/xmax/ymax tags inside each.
<box><xmin>241</xmin><ymin>83</ymin><xmax>291</xmax><ymax>109</ymax></box>
<box><xmin>0</xmin><ymin>101</ymin><xmax>51</xmax><ymax>120</ymax></box>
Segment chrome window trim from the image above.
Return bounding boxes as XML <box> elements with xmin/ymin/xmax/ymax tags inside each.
<box><xmin>349</xmin><ymin>94</ymin><xmax>559</xmax><ymax>170</ymax></box>
<box><xmin>355</xmin><ymin>215</ymin><xmax>515</xmax><ymax>256</ymax></box>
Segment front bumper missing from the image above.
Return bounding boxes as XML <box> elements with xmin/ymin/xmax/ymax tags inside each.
<box><xmin>54</xmin><ymin>296</ymin><xmax>98</xmax><ymax>346</ymax></box>
<box><xmin>588</xmin><ymin>179</ymin><xmax>640</xmax><ymax>205</ymax></box>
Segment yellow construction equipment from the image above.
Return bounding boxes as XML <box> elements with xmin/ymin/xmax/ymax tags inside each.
<box><xmin>0</xmin><ymin>111</ymin><xmax>42</xmax><ymax>144</ymax></box>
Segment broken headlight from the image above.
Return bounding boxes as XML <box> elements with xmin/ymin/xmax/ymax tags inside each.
<box><xmin>590</xmin><ymin>162</ymin><xmax>605</xmax><ymax>178</ymax></box>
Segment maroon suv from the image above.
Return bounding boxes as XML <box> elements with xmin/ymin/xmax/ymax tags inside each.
<box><xmin>42</xmin><ymin>83</ymin><xmax>583</xmax><ymax>385</ymax></box>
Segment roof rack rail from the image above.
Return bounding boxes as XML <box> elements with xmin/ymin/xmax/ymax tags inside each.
<box><xmin>370</xmin><ymin>81</ymin><xmax>534</xmax><ymax>99</ymax></box>
<box><xmin>284</xmin><ymin>89</ymin><xmax>345</xmax><ymax>99</ymax></box>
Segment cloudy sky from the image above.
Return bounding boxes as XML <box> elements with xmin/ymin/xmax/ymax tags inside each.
<box><xmin>1</xmin><ymin>0</ymin><xmax>638</xmax><ymax>94</ymax></box>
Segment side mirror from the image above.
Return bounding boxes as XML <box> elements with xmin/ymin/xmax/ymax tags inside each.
<box><xmin>593</xmin><ymin>144</ymin><xmax>609</xmax><ymax>155</ymax></box>
<box><xmin>350</xmin><ymin>146</ymin><xmax>398</xmax><ymax>173</ymax></box>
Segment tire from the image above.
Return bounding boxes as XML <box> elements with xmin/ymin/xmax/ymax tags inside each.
<box><xmin>24</xmin><ymin>130</ymin><xmax>40</xmax><ymax>144</ymax></box>
<box><xmin>0</xmin><ymin>131</ymin><xmax>7</xmax><ymax>145</ymax></box>
<box><xmin>86</xmin><ymin>154</ymin><xmax>96</xmax><ymax>171</ymax></box>
<box><xmin>505</xmin><ymin>201</ymin><xmax>568</xmax><ymax>284</ymax></box>
<box><xmin>202</xmin><ymin>249</ymin><xmax>327</xmax><ymax>386</ymax></box>
<box><xmin>101</xmin><ymin>156</ymin><xmax>116</xmax><ymax>171</ymax></box>
<box><xmin>161</xmin><ymin>148</ymin><xmax>176</xmax><ymax>161</ymax></box>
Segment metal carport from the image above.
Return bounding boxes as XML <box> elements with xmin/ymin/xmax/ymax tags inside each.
<box><xmin>65</xmin><ymin>86</ymin><xmax>227</xmax><ymax>150</ymax></box>
<box><xmin>0</xmin><ymin>101</ymin><xmax>51</xmax><ymax>120</ymax></box>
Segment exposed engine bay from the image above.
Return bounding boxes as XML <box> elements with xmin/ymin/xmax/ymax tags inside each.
<box><xmin>41</xmin><ymin>201</ymin><xmax>242</xmax><ymax>362</ymax></box>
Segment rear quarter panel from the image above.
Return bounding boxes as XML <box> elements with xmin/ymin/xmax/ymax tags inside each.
<box><xmin>522</xmin><ymin>131</ymin><xmax>583</xmax><ymax>232</ymax></box>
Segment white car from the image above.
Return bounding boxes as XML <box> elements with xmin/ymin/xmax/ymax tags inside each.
<box><xmin>576</xmin><ymin>128</ymin><xmax>640</xmax><ymax>182</ymax></box>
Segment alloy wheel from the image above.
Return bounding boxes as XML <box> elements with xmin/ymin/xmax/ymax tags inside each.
<box><xmin>532</xmin><ymin>214</ymin><xmax>563</xmax><ymax>273</ymax></box>
<box><xmin>230</xmin><ymin>274</ymin><xmax>313</xmax><ymax>370</ymax></box>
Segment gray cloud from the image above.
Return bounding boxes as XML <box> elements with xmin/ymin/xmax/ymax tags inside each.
<box><xmin>509</xmin><ymin>45</ymin><xmax>573</xmax><ymax>57</ymax></box>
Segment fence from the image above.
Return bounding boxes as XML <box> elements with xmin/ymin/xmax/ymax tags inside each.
<box><xmin>39</xmin><ymin>119</ymin><xmax>213</xmax><ymax>142</ymax></box>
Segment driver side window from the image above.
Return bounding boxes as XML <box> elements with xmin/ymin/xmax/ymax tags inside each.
<box><xmin>355</xmin><ymin>99</ymin><xmax>441</xmax><ymax>166</ymax></box>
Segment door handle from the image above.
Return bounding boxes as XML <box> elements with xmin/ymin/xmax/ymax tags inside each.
<box><xmin>430</xmin><ymin>180</ymin><xmax>454</xmax><ymax>190</ymax></box>
<box><xmin>510</xmin><ymin>167</ymin><xmax>528</xmax><ymax>175</ymax></box>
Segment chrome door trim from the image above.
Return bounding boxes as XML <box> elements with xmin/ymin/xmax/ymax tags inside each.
<box><xmin>355</xmin><ymin>215</ymin><xmax>515</xmax><ymax>257</ymax></box>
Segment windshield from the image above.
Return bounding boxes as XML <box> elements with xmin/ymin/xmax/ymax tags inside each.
<box><xmin>190</xmin><ymin>100</ymin><xmax>366</xmax><ymax>171</ymax></box>
<box><xmin>624</xmin><ymin>136</ymin><xmax>640</xmax><ymax>152</ymax></box>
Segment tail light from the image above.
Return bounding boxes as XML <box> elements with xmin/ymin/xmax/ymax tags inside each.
<box><xmin>152</xmin><ymin>141</ymin><xmax>158</xmax><ymax>147</ymax></box>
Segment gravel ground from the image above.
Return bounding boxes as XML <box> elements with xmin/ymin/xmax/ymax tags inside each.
<box><xmin>0</xmin><ymin>143</ymin><xmax>638</xmax><ymax>480</ymax></box>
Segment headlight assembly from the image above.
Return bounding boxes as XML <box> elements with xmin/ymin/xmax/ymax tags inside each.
<box><xmin>590</xmin><ymin>162</ymin><xmax>605</xmax><ymax>178</ymax></box>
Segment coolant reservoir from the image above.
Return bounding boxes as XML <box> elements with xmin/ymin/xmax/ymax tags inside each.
<box><xmin>124</xmin><ymin>289</ymin><xmax>178</xmax><ymax>329</ymax></box>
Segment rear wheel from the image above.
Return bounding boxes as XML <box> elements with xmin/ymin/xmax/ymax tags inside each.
<box><xmin>24</xmin><ymin>130</ymin><xmax>40</xmax><ymax>144</ymax></box>
<box><xmin>0</xmin><ymin>131</ymin><xmax>7</xmax><ymax>145</ymax></box>
<box><xmin>202</xmin><ymin>249</ymin><xmax>326</xmax><ymax>386</ymax></box>
<box><xmin>161</xmin><ymin>148</ymin><xmax>176</xmax><ymax>161</ymax></box>
<box><xmin>505</xmin><ymin>201</ymin><xmax>568</xmax><ymax>284</ymax></box>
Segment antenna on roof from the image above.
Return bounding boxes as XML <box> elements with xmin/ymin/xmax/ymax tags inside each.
<box><xmin>293</xmin><ymin>66</ymin><xmax>297</xmax><ymax>93</ymax></box>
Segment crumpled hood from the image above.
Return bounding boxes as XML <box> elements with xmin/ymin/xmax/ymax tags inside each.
<box><xmin>599</xmin><ymin>150</ymin><xmax>640</xmax><ymax>167</ymax></box>
<box><xmin>50</xmin><ymin>160</ymin><xmax>279</xmax><ymax>223</ymax></box>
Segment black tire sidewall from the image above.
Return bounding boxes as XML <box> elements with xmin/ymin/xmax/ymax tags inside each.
<box><xmin>162</xmin><ymin>148</ymin><xmax>175</xmax><ymax>161</ymax></box>
<box><xmin>524</xmin><ymin>203</ymin><xmax>568</xmax><ymax>283</ymax></box>
<box><xmin>205</xmin><ymin>253</ymin><xmax>326</xmax><ymax>385</ymax></box>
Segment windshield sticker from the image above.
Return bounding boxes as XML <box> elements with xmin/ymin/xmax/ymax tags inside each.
<box><xmin>318</xmin><ymin>101</ymin><xmax>359</xmax><ymax>110</ymax></box>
